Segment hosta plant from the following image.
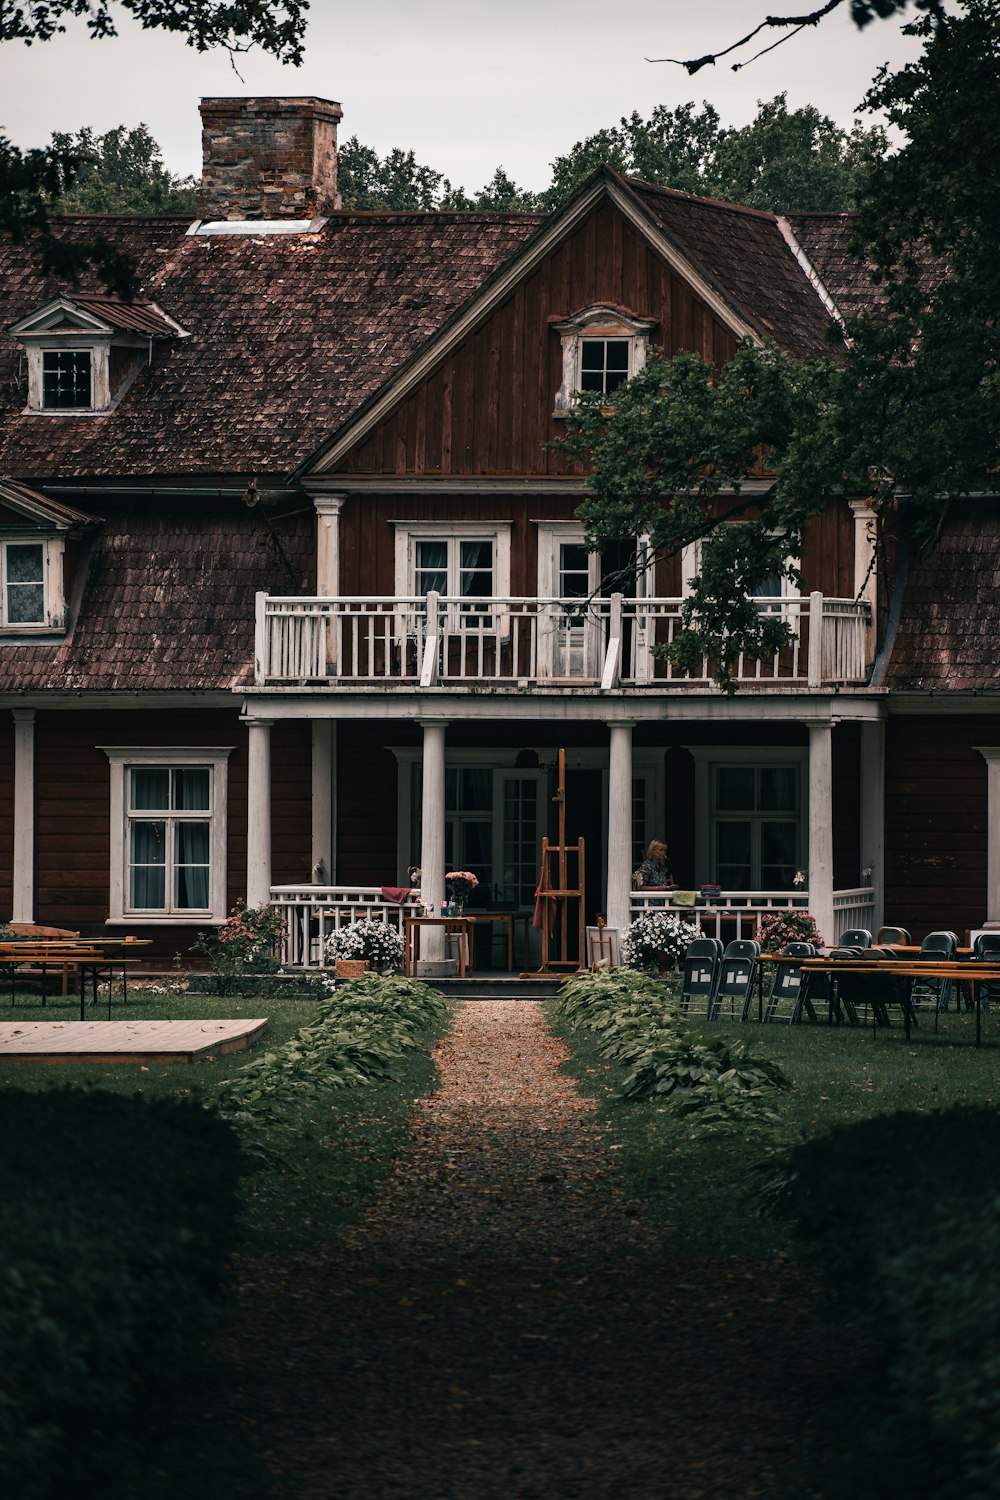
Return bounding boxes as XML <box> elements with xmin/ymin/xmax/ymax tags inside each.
<box><xmin>324</xmin><ymin>919</ymin><xmax>405</xmax><ymax>974</ymax></box>
<box><xmin>621</xmin><ymin>910</ymin><xmax>701</xmax><ymax>972</ymax></box>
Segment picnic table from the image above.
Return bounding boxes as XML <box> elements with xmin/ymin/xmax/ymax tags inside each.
<box><xmin>0</xmin><ymin>939</ymin><xmax>153</xmax><ymax>1019</ymax></box>
<box><xmin>798</xmin><ymin>955</ymin><xmax>1000</xmax><ymax>1047</ymax></box>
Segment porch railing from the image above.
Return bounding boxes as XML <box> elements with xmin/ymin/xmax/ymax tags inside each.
<box><xmin>255</xmin><ymin>590</ymin><xmax>873</xmax><ymax>690</ymax></box>
<box><xmin>272</xmin><ymin>885</ymin><xmax>423</xmax><ymax>970</ymax></box>
<box><xmin>630</xmin><ymin>888</ymin><xmax>876</xmax><ymax>946</ymax></box>
<box><xmin>273</xmin><ymin>884</ymin><xmax>878</xmax><ymax>967</ymax></box>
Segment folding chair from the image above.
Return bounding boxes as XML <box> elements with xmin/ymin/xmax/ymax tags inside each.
<box><xmin>911</xmin><ymin>930</ymin><xmax>959</xmax><ymax>1015</ymax></box>
<box><xmin>838</xmin><ymin>928</ymin><xmax>873</xmax><ymax>950</ymax></box>
<box><xmin>764</xmin><ymin>941</ymin><xmax>818</xmax><ymax>1023</ymax></box>
<box><xmin>708</xmin><ymin>939</ymin><xmax>760</xmax><ymax>1021</ymax></box>
<box><xmin>679</xmin><ymin>938</ymin><xmax>723</xmax><ymax>1015</ymax></box>
<box><xmin>965</xmin><ymin>932</ymin><xmax>1000</xmax><ymax>1014</ymax></box>
<box><xmin>875</xmin><ymin>925</ymin><xmax>912</xmax><ymax>946</ymax></box>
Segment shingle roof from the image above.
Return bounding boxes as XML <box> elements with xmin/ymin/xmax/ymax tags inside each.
<box><xmin>883</xmin><ymin>502</ymin><xmax>1000</xmax><ymax>691</ymax></box>
<box><xmin>0</xmin><ymin>212</ymin><xmax>545</xmax><ymax>481</ymax></box>
<box><xmin>784</xmin><ymin>213</ymin><xmax>883</xmax><ymax>324</ymax></box>
<box><xmin>623</xmin><ymin>180</ymin><xmax>838</xmax><ymax>357</ymax></box>
<box><xmin>0</xmin><ymin>501</ymin><xmax>312</xmax><ymax>692</ymax></box>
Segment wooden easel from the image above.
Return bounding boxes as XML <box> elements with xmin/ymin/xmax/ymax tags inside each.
<box><xmin>530</xmin><ymin>748</ymin><xmax>586</xmax><ymax>974</ymax></box>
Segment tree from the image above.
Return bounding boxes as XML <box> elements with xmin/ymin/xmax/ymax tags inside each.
<box><xmin>544</xmin><ymin>95</ymin><xmax>886</xmax><ymax>213</ymax></box>
<box><xmin>653</xmin><ymin>0</ymin><xmax>946</xmax><ymax>75</ymax></box>
<box><xmin>48</xmin><ymin>125</ymin><xmax>196</xmax><ymax>214</ymax></box>
<box><xmin>1</xmin><ymin>0</ymin><xmax>308</xmax><ymax>292</ymax></box>
<box><xmin>562</xmin><ymin>0</ymin><xmax>1000</xmax><ymax>688</ymax></box>
<box><xmin>337</xmin><ymin>137</ymin><xmax>540</xmax><ymax>213</ymax></box>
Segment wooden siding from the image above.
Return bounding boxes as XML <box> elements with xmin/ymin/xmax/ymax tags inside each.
<box><xmin>339</xmin><ymin>489</ymin><xmax>854</xmax><ymax>601</ymax></box>
<box><xmin>0</xmin><ymin>715</ymin><xmax>11</xmax><ymax>918</ymax></box>
<box><xmin>884</xmin><ymin>716</ymin><xmax>992</xmax><ymax>942</ymax></box>
<box><xmin>27</xmin><ymin>710</ymin><xmax>311</xmax><ymax>956</ymax></box>
<box><xmin>337</xmin><ymin>200</ymin><xmax>742</xmax><ymax>480</ymax></box>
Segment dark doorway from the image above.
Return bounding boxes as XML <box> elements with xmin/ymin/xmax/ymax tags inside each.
<box><xmin>563</xmin><ymin>769</ymin><xmax>604</xmax><ymax>937</ymax></box>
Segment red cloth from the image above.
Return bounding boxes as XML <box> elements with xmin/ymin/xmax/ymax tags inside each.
<box><xmin>532</xmin><ymin>872</ymin><xmax>555</xmax><ymax>934</ymax></box>
<box><xmin>381</xmin><ymin>886</ymin><xmax>412</xmax><ymax>905</ymax></box>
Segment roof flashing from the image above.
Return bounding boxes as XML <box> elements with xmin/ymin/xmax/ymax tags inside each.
<box><xmin>189</xmin><ymin>217</ymin><xmax>327</xmax><ymax>237</ymax></box>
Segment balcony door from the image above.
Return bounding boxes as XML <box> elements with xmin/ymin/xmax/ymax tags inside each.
<box><xmin>536</xmin><ymin>524</ymin><xmax>644</xmax><ymax>680</ymax></box>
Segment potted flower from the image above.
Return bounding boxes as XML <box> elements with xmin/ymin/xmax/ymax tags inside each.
<box><xmin>324</xmin><ymin>919</ymin><xmax>405</xmax><ymax>976</ymax></box>
<box><xmin>445</xmin><ymin>870</ymin><xmax>479</xmax><ymax>915</ymax></box>
<box><xmin>621</xmin><ymin>910</ymin><xmax>702</xmax><ymax>975</ymax></box>
<box><xmin>756</xmin><ymin>909</ymin><xmax>824</xmax><ymax>952</ymax></box>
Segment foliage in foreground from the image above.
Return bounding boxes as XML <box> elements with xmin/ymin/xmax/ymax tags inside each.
<box><xmin>775</xmin><ymin>1106</ymin><xmax>1000</xmax><ymax>1500</ymax></box>
<box><xmin>555</xmin><ymin>968</ymin><xmax>789</xmax><ymax>1131</ymax></box>
<box><xmin>216</xmin><ymin>972</ymin><xmax>448</xmax><ymax>1132</ymax></box>
<box><xmin>0</xmin><ymin>1090</ymin><xmax>244</xmax><ymax>1500</ymax></box>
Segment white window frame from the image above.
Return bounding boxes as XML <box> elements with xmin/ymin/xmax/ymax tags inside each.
<box><xmin>690</xmin><ymin>746</ymin><xmax>807</xmax><ymax>892</ymax></box>
<box><xmin>552</xmin><ymin>305</ymin><xmax>656</xmax><ymax>415</ymax></box>
<box><xmin>681</xmin><ymin>534</ymin><xmax>801</xmax><ymax>619</ymax></box>
<box><xmin>536</xmin><ymin>522</ymin><xmax>650</xmax><ymax>679</ymax></box>
<box><xmin>0</xmin><ymin>536</ymin><xmax>66</xmax><ymax>632</ymax></box>
<box><xmin>392</xmin><ymin>520</ymin><xmax>512</xmax><ymax>633</ymax></box>
<box><xmin>102</xmin><ymin>747</ymin><xmax>233</xmax><ymax>924</ymax></box>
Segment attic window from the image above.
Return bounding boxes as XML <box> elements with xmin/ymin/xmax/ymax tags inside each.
<box><xmin>551</xmin><ymin>305</ymin><xmax>656</xmax><ymax>415</ymax></box>
<box><xmin>42</xmin><ymin>351</ymin><xmax>92</xmax><ymax>410</ymax></box>
<box><xmin>3</xmin><ymin>543</ymin><xmax>45</xmax><ymax>624</ymax></box>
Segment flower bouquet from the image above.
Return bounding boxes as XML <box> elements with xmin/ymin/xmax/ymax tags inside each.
<box><xmin>445</xmin><ymin>870</ymin><xmax>479</xmax><ymax>913</ymax></box>
<box><xmin>621</xmin><ymin>910</ymin><xmax>701</xmax><ymax>974</ymax></box>
<box><xmin>324</xmin><ymin>919</ymin><xmax>405</xmax><ymax>975</ymax></box>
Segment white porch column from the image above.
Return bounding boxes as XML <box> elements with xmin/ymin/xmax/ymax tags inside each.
<box><xmin>976</xmin><ymin>747</ymin><xmax>1000</xmax><ymax>926</ymax></box>
<box><xmin>311</xmin><ymin>720</ymin><xmax>335</xmax><ymax>882</ymax></box>
<box><xmin>246</xmin><ymin>718</ymin><xmax>273</xmax><ymax>907</ymax></box>
<box><xmin>807</xmin><ymin>719</ymin><xmax>835</xmax><ymax>948</ymax></box>
<box><xmin>860</xmin><ymin>718</ymin><xmax>885</xmax><ymax>932</ymax></box>
<box><xmin>11</xmin><ymin>709</ymin><xmax>35</xmax><ymax>924</ymax></box>
<box><xmin>607</xmin><ymin>720</ymin><xmax>635</xmax><ymax>936</ymax></box>
<box><xmin>419</xmin><ymin>719</ymin><xmax>448</xmax><ymax>960</ymax></box>
<box><xmin>313</xmin><ymin>493</ymin><xmax>346</xmax><ymax>595</ymax></box>
<box><xmin>850</xmin><ymin>498</ymin><xmax>878</xmax><ymax>664</ymax></box>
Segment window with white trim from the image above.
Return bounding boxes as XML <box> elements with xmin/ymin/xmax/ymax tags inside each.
<box><xmin>681</xmin><ymin>535</ymin><xmax>800</xmax><ymax>613</ymax></box>
<box><xmin>711</xmin><ymin>764</ymin><xmax>800</xmax><ymax>892</ymax></box>
<box><xmin>103</xmin><ymin>748</ymin><xmax>232</xmax><ymax>922</ymax></box>
<box><xmin>393</xmin><ymin>521</ymin><xmax>512</xmax><ymax>621</ymax></box>
<box><xmin>552</xmin><ymin>305</ymin><xmax>655</xmax><ymax>414</ymax></box>
<box><xmin>0</xmin><ymin>536</ymin><xmax>65</xmax><ymax>631</ymax></box>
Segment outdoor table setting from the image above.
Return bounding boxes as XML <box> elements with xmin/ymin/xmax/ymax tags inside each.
<box><xmin>0</xmin><ymin>938</ymin><xmax>153</xmax><ymax>1020</ymax></box>
<box><xmin>796</xmin><ymin>953</ymin><xmax>1000</xmax><ymax>1047</ymax></box>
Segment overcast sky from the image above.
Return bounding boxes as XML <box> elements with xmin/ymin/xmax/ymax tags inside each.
<box><xmin>2</xmin><ymin>1</ymin><xmax>930</xmax><ymax>192</ymax></box>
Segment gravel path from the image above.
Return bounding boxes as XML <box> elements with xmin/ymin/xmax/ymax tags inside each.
<box><xmin>216</xmin><ymin>1002</ymin><xmax>851</xmax><ymax>1498</ymax></box>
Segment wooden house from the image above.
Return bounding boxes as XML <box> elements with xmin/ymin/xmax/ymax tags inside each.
<box><xmin>0</xmin><ymin>95</ymin><xmax>990</xmax><ymax>965</ymax></box>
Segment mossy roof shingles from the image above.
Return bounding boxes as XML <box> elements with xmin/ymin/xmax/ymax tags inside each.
<box><xmin>0</xmin><ymin>211</ymin><xmax>545</xmax><ymax>480</ymax></box>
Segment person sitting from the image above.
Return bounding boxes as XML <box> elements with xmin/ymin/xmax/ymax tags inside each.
<box><xmin>636</xmin><ymin>838</ymin><xmax>677</xmax><ymax>890</ymax></box>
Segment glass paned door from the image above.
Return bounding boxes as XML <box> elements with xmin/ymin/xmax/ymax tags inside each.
<box><xmin>497</xmin><ymin>771</ymin><xmax>544</xmax><ymax>908</ymax></box>
<box><xmin>711</xmin><ymin>764</ymin><xmax>800</xmax><ymax>892</ymax></box>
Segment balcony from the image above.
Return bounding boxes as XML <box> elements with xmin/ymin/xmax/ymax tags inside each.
<box><xmin>254</xmin><ymin>590</ymin><xmax>872</xmax><ymax>692</ymax></box>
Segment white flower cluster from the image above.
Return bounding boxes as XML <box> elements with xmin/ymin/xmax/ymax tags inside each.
<box><xmin>324</xmin><ymin>919</ymin><xmax>405</xmax><ymax>973</ymax></box>
<box><xmin>621</xmin><ymin>910</ymin><xmax>702</xmax><ymax>971</ymax></box>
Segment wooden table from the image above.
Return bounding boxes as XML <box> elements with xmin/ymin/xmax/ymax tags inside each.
<box><xmin>0</xmin><ymin>939</ymin><xmax>153</xmax><ymax>1018</ymax></box>
<box><xmin>799</xmin><ymin>958</ymin><xmax>1000</xmax><ymax>1046</ymax></box>
<box><xmin>403</xmin><ymin>917</ymin><xmax>476</xmax><ymax>978</ymax></box>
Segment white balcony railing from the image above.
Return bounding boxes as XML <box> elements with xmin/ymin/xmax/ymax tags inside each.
<box><xmin>255</xmin><ymin>590</ymin><xmax>872</xmax><ymax>691</ymax></box>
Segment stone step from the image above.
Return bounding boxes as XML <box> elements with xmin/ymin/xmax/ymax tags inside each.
<box><xmin>430</xmin><ymin>975</ymin><xmax>566</xmax><ymax>1001</ymax></box>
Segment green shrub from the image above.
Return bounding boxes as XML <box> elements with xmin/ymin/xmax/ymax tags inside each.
<box><xmin>0</xmin><ymin>1090</ymin><xmax>244</xmax><ymax>1500</ymax></box>
<box><xmin>554</xmin><ymin>969</ymin><xmax>788</xmax><ymax>1130</ymax></box>
<box><xmin>217</xmin><ymin>971</ymin><xmax>449</xmax><ymax>1130</ymax></box>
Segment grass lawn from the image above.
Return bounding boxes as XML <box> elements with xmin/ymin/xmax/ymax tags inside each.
<box><xmin>0</xmin><ymin>987</ymin><xmax>449</xmax><ymax>1255</ymax></box>
<box><xmin>552</xmin><ymin>1002</ymin><xmax>1000</xmax><ymax>1258</ymax></box>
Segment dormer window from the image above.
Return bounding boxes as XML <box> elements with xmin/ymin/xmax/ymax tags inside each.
<box><xmin>552</xmin><ymin>305</ymin><xmax>656</xmax><ymax>415</ymax></box>
<box><xmin>42</xmin><ymin>350</ymin><xmax>92</xmax><ymax>411</ymax></box>
<box><xmin>9</xmin><ymin>295</ymin><xmax>185</xmax><ymax>416</ymax></box>
<box><xmin>0</xmin><ymin>479</ymin><xmax>99</xmax><ymax>636</ymax></box>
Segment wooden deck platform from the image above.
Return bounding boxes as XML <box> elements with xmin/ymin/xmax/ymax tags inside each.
<box><xmin>0</xmin><ymin>1018</ymin><xmax>268</xmax><ymax>1064</ymax></box>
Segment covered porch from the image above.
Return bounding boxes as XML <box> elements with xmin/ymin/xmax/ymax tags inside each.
<box><xmin>239</xmin><ymin>695</ymin><xmax>886</xmax><ymax>970</ymax></box>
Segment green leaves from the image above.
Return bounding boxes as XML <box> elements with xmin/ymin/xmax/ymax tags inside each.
<box><xmin>553</xmin><ymin>970</ymin><xmax>789</xmax><ymax>1133</ymax></box>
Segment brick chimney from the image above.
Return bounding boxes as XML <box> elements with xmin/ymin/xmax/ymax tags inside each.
<box><xmin>198</xmin><ymin>97</ymin><xmax>343</xmax><ymax>221</ymax></box>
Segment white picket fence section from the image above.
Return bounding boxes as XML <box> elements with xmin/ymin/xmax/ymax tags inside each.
<box><xmin>630</xmin><ymin>887</ymin><xmax>876</xmax><ymax>946</ymax></box>
<box><xmin>272</xmin><ymin>885</ymin><xmax>423</xmax><ymax>970</ymax></box>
